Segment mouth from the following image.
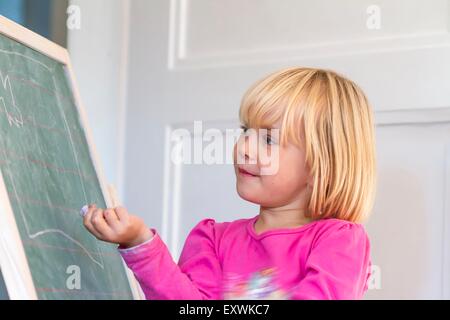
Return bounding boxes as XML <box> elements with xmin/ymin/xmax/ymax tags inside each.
<box><xmin>238</xmin><ymin>167</ymin><xmax>259</xmax><ymax>178</ymax></box>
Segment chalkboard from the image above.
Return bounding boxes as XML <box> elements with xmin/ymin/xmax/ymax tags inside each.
<box><xmin>0</xmin><ymin>17</ymin><xmax>135</xmax><ymax>299</ymax></box>
<box><xmin>0</xmin><ymin>269</ymin><xmax>8</xmax><ymax>300</ymax></box>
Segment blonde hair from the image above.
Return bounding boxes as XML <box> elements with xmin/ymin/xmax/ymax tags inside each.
<box><xmin>239</xmin><ymin>67</ymin><xmax>377</xmax><ymax>223</ymax></box>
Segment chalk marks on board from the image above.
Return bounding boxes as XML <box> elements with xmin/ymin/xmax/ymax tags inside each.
<box><xmin>0</xmin><ymin>71</ymin><xmax>24</xmax><ymax>128</ymax></box>
<box><xmin>0</xmin><ymin>48</ymin><xmax>105</xmax><ymax>269</ymax></box>
<box><xmin>29</xmin><ymin>230</ymin><xmax>105</xmax><ymax>269</ymax></box>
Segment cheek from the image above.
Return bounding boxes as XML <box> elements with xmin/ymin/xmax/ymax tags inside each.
<box><xmin>262</xmin><ymin>170</ymin><xmax>296</xmax><ymax>194</ymax></box>
<box><xmin>261</xmin><ymin>155</ymin><xmax>307</xmax><ymax>193</ymax></box>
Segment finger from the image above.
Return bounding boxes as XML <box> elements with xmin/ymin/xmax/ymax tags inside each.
<box><xmin>104</xmin><ymin>208</ymin><xmax>120</xmax><ymax>229</ymax></box>
<box><xmin>91</xmin><ymin>208</ymin><xmax>113</xmax><ymax>239</ymax></box>
<box><xmin>114</xmin><ymin>206</ymin><xmax>129</xmax><ymax>222</ymax></box>
<box><xmin>83</xmin><ymin>204</ymin><xmax>97</xmax><ymax>228</ymax></box>
<box><xmin>83</xmin><ymin>206</ymin><xmax>103</xmax><ymax>239</ymax></box>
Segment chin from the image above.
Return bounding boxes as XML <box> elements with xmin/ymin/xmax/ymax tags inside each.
<box><xmin>236</xmin><ymin>185</ymin><xmax>263</xmax><ymax>205</ymax></box>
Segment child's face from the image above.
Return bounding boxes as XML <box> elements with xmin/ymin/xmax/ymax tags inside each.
<box><xmin>233</xmin><ymin>121</ymin><xmax>313</xmax><ymax>208</ymax></box>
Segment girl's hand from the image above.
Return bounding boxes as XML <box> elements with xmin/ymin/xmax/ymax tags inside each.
<box><xmin>83</xmin><ymin>204</ymin><xmax>153</xmax><ymax>248</ymax></box>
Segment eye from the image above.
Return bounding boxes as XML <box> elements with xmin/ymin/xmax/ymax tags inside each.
<box><xmin>265</xmin><ymin>135</ymin><xmax>273</xmax><ymax>145</ymax></box>
<box><xmin>264</xmin><ymin>128</ymin><xmax>278</xmax><ymax>146</ymax></box>
<box><xmin>240</xmin><ymin>125</ymin><xmax>249</xmax><ymax>133</ymax></box>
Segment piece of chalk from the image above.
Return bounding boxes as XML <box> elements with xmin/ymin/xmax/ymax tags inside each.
<box><xmin>80</xmin><ymin>205</ymin><xmax>89</xmax><ymax>217</ymax></box>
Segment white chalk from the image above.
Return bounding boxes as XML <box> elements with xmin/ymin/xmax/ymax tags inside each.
<box><xmin>80</xmin><ymin>205</ymin><xmax>89</xmax><ymax>217</ymax></box>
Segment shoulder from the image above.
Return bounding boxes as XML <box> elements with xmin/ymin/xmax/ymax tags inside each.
<box><xmin>180</xmin><ymin>217</ymin><xmax>250</xmax><ymax>258</ymax></box>
<box><xmin>188</xmin><ymin>216</ymin><xmax>250</xmax><ymax>242</ymax></box>
<box><xmin>309</xmin><ymin>218</ymin><xmax>370</xmax><ymax>249</ymax></box>
<box><xmin>294</xmin><ymin>219</ymin><xmax>372</xmax><ymax>299</ymax></box>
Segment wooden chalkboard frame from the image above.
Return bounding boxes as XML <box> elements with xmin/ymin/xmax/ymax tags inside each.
<box><xmin>0</xmin><ymin>15</ymin><xmax>142</xmax><ymax>300</ymax></box>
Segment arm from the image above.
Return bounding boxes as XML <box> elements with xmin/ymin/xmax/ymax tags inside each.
<box><xmin>119</xmin><ymin>219</ymin><xmax>222</xmax><ymax>300</ymax></box>
<box><xmin>291</xmin><ymin>222</ymin><xmax>371</xmax><ymax>300</ymax></box>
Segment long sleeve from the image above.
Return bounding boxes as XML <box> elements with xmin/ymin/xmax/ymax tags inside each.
<box><xmin>119</xmin><ymin>219</ymin><xmax>222</xmax><ymax>300</ymax></box>
<box><xmin>290</xmin><ymin>222</ymin><xmax>371</xmax><ymax>300</ymax></box>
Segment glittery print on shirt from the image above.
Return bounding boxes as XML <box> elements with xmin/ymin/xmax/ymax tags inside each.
<box><xmin>222</xmin><ymin>267</ymin><xmax>290</xmax><ymax>300</ymax></box>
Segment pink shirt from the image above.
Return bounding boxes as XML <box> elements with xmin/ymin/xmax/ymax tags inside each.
<box><xmin>119</xmin><ymin>215</ymin><xmax>371</xmax><ymax>300</ymax></box>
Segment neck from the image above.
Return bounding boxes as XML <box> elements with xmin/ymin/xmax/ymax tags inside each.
<box><xmin>256</xmin><ymin>205</ymin><xmax>312</xmax><ymax>231</ymax></box>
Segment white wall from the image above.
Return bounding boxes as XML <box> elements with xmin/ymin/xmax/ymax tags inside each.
<box><xmin>67</xmin><ymin>0</ymin><xmax>130</xmax><ymax>198</ymax></box>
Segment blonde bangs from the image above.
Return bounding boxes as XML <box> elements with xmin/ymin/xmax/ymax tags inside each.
<box><xmin>239</xmin><ymin>69</ymin><xmax>318</xmax><ymax>147</ymax></box>
<box><xmin>239</xmin><ymin>72</ymin><xmax>290</xmax><ymax>140</ymax></box>
<box><xmin>238</xmin><ymin>67</ymin><xmax>377</xmax><ymax>223</ymax></box>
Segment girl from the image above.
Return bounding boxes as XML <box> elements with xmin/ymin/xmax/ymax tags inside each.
<box><xmin>82</xmin><ymin>67</ymin><xmax>377</xmax><ymax>300</ymax></box>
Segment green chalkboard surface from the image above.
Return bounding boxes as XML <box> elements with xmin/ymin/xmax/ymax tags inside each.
<box><xmin>0</xmin><ymin>268</ymin><xmax>8</xmax><ymax>300</ymax></box>
<box><xmin>0</xmin><ymin>32</ymin><xmax>134</xmax><ymax>299</ymax></box>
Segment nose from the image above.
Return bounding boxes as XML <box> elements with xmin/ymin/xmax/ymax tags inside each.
<box><xmin>236</xmin><ymin>131</ymin><xmax>257</xmax><ymax>164</ymax></box>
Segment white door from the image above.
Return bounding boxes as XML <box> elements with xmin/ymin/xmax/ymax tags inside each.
<box><xmin>123</xmin><ymin>0</ymin><xmax>450</xmax><ymax>299</ymax></box>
